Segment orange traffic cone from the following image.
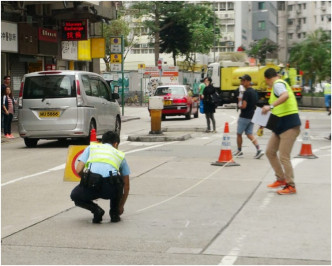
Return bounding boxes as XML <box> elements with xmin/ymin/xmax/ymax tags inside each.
<box><xmin>295</xmin><ymin>120</ymin><xmax>318</xmax><ymax>159</ymax></box>
<box><xmin>90</xmin><ymin>128</ymin><xmax>97</xmax><ymax>143</ymax></box>
<box><xmin>211</xmin><ymin>122</ymin><xmax>240</xmax><ymax>167</ymax></box>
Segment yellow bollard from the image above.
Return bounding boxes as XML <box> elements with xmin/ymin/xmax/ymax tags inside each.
<box><xmin>149</xmin><ymin>96</ymin><xmax>164</xmax><ymax>134</ymax></box>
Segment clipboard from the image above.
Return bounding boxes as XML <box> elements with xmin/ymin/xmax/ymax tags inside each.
<box><xmin>251</xmin><ymin>107</ymin><xmax>271</xmax><ymax>127</ymax></box>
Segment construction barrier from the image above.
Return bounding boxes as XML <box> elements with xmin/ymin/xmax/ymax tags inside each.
<box><xmin>295</xmin><ymin>120</ymin><xmax>318</xmax><ymax>159</ymax></box>
<box><xmin>211</xmin><ymin>122</ymin><xmax>240</xmax><ymax>167</ymax></box>
<box><xmin>63</xmin><ymin>129</ymin><xmax>99</xmax><ymax>182</ymax></box>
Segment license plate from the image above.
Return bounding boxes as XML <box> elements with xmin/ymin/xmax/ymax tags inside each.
<box><xmin>164</xmin><ymin>100</ymin><xmax>172</xmax><ymax>106</ymax></box>
<box><xmin>39</xmin><ymin>111</ymin><xmax>60</xmax><ymax>118</ymax></box>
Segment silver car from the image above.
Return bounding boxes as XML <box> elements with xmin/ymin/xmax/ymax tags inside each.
<box><xmin>18</xmin><ymin>70</ymin><xmax>121</xmax><ymax>147</ymax></box>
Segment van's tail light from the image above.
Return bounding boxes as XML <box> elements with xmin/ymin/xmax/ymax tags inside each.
<box><xmin>76</xmin><ymin>80</ymin><xmax>83</xmax><ymax>106</ymax></box>
<box><xmin>18</xmin><ymin>82</ymin><xmax>24</xmax><ymax>108</ymax></box>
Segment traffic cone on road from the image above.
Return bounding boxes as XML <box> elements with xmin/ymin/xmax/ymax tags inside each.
<box><xmin>90</xmin><ymin>128</ymin><xmax>97</xmax><ymax>143</ymax></box>
<box><xmin>295</xmin><ymin>120</ymin><xmax>318</xmax><ymax>159</ymax></box>
<box><xmin>211</xmin><ymin>122</ymin><xmax>240</xmax><ymax>167</ymax></box>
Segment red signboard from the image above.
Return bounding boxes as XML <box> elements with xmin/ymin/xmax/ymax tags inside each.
<box><xmin>61</xmin><ymin>20</ymin><xmax>88</xmax><ymax>41</ymax></box>
<box><xmin>38</xmin><ymin>28</ymin><xmax>58</xmax><ymax>43</ymax></box>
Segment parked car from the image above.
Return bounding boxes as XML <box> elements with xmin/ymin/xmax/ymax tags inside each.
<box><xmin>18</xmin><ymin>70</ymin><xmax>121</xmax><ymax>147</ymax></box>
<box><xmin>151</xmin><ymin>85</ymin><xmax>199</xmax><ymax>120</ymax></box>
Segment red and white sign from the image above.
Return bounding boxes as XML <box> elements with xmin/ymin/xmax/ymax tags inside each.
<box><xmin>38</xmin><ymin>28</ymin><xmax>58</xmax><ymax>43</ymax></box>
<box><xmin>144</xmin><ymin>66</ymin><xmax>178</xmax><ymax>77</ymax></box>
<box><xmin>157</xmin><ymin>59</ymin><xmax>162</xmax><ymax>70</ymax></box>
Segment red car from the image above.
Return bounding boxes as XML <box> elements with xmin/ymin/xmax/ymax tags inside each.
<box><xmin>152</xmin><ymin>85</ymin><xmax>199</xmax><ymax>120</ymax></box>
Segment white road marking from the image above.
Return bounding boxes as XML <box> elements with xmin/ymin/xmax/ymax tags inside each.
<box><xmin>217</xmin><ymin>151</ymin><xmax>323</xmax><ymax>265</ymax></box>
<box><xmin>1</xmin><ymin>142</ymin><xmax>178</xmax><ymax>187</ymax></box>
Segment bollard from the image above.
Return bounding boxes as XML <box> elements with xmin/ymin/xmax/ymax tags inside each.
<box><xmin>149</xmin><ymin>96</ymin><xmax>164</xmax><ymax>134</ymax></box>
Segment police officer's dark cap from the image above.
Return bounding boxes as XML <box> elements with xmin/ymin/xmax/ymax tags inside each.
<box><xmin>239</xmin><ymin>74</ymin><xmax>252</xmax><ymax>81</ymax></box>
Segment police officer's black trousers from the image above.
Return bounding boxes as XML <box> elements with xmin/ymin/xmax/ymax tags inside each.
<box><xmin>70</xmin><ymin>179</ymin><xmax>123</xmax><ymax>217</ymax></box>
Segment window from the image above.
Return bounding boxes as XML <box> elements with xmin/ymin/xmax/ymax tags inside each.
<box><xmin>227</xmin><ymin>2</ymin><xmax>234</xmax><ymax>10</ymax></box>
<box><xmin>297</xmin><ymin>33</ymin><xmax>301</xmax><ymax>39</ymax></box>
<box><xmin>98</xmin><ymin>80</ymin><xmax>110</xmax><ymax>101</ymax></box>
<box><xmin>288</xmin><ymin>33</ymin><xmax>293</xmax><ymax>39</ymax></box>
<box><xmin>82</xmin><ymin>75</ymin><xmax>91</xmax><ymax>96</ymax></box>
<box><xmin>303</xmin><ymin>18</ymin><xmax>306</xmax><ymax>24</ymax></box>
<box><xmin>288</xmin><ymin>19</ymin><xmax>293</xmax><ymax>25</ymax></box>
<box><xmin>23</xmin><ymin>75</ymin><xmax>76</xmax><ymax>99</ymax></box>
<box><xmin>90</xmin><ymin>79</ymin><xmax>99</xmax><ymax>97</ymax></box>
<box><xmin>258</xmin><ymin>2</ymin><xmax>265</xmax><ymax>10</ymax></box>
<box><xmin>288</xmin><ymin>5</ymin><xmax>293</xmax><ymax>11</ymax></box>
<box><xmin>220</xmin><ymin>2</ymin><xmax>226</xmax><ymax>10</ymax></box>
<box><xmin>322</xmin><ymin>15</ymin><xmax>325</xmax><ymax>22</ymax></box>
<box><xmin>258</xmin><ymin>21</ymin><xmax>266</xmax><ymax>30</ymax></box>
<box><xmin>303</xmin><ymin>3</ymin><xmax>306</xmax><ymax>9</ymax></box>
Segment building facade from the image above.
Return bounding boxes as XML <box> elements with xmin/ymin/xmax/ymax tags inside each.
<box><xmin>1</xmin><ymin>1</ymin><xmax>117</xmax><ymax>97</ymax></box>
<box><xmin>278</xmin><ymin>1</ymin><xmax>331</xmax><ymax>64</ymax></box>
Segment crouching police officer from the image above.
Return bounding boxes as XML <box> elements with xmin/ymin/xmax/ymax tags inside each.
<box><xmin>70</xmin><ymin>131</ymin><xmax>130</xmax><ymax>223</ymax></box>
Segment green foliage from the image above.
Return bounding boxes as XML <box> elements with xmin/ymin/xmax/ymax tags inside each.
<box><xmin>289</xmin><ymin>29</ymin><xmax>331</xmax><ymax>84</ymax></box>
<box><xmin>246</xmin><ymin>38</ymin><xmax>278</xmax><ymax>64</ymax></box>
<box><xmin>131</xmin><ymin>1</ymin><xmax>215</xmax><ymax>66</ymax></box>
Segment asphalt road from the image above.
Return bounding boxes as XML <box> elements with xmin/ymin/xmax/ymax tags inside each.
<box><xmin>1</xmin><ymin>106</ymin><xmax>331</xmax><ymax>265</ymax></box>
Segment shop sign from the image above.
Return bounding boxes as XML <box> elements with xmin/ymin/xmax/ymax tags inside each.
<box><xmin>1</xmin><ymin>21</ymin><xmax>18</xmax><ymax>53</ymax></box>
<box><xmin>77</xmin><ymin>39</ymin><xmax>91</xmax><ymax>61</ymax></box>
<box><xmin>38</xmin><ymin>28</ymin><xmax>58</xmax><ymax>42</ymax></box>
<box><xmin>62</xmin><ymin>20</ymin><xmax>88</xmax><ymax>41</ymax></box>
<box><xmin>91</xmin><ymin>38</ymin><xmax>105</xmax><ymax>58</ymax></box>
<box><xmin>62</xmin><ymin>41</ymin><xmax>78</xmax><ymax>60</ymax></box>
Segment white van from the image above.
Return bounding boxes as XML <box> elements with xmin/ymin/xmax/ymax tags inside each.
<box><xmin>18</xmin><ymin>70</ymin><xmax>121</xmax><ymax>147</ymax></box>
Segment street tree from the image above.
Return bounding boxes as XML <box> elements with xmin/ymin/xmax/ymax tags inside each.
<box><xmin>289</xmin><ymin>29</ymin><xmax>331</xmax><ymax>86</ymax></box>
<box><xmin>102</xmin><ymin>19</ymin><xmax>131</xmax><ymax>71</ymax></box>
<box><xmin>246</xmin><ymin>38</ymin><xmax>278</xmax><ymax>64</ymax></box>
<box><xmin>131</xmin><ymin>2</ymin><xmax>214</xmax><ymax>67</ymax></box>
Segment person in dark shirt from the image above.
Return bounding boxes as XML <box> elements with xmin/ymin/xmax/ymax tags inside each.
<box><xmin>234</xmin><ymin>74</ymin><xmax>264</xmax><ymax>159</ymax></box>
<box><xmin>202</xmin><ymin>77</ymin><xmax>217</xmax><ymax>133</ymax></box>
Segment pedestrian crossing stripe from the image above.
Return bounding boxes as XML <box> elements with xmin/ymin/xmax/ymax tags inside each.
<box><xmin>63</xmin><ymin>145</ymin><xmax>87</xmax><ymax>182</ymax></box>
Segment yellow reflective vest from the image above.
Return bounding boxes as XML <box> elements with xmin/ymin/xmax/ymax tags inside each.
<box><xmin>269</xmin><ymin>79</ymin><xmax>299</xmax><ymax>117</ymax></box>
<box><xmin>86</xmin><ymin>142</ymin><xmax>125</xmax><ymax>171</ymax></box>
<box><xmin>324</xmin><ymin>83</ymin><xmax>331</xmax><ymax>95</ymax></box>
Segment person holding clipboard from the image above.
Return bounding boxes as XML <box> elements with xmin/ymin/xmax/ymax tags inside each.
<box><xmin>261</xmin><ymin>68</ymin><xmax>301</xmax><ymax>195</ymax></box>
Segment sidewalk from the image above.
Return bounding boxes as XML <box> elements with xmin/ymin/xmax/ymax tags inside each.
<box><xmin>1</xmin><ymin>116</ymin><xmax>140</xmax><ymax>144</ymax></box>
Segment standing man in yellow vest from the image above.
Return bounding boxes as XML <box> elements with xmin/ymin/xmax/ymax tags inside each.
<box><xmin>262</xmin><ymin>68</ymin><xmax>301</xmax><ymax>195</ymax></box>
<box><xmin>324</xmin><ymin>79</ymin><xmax>331</xmax><ymax>115</ymax></box>
<box><xmin>70</xmin><ymin>131</ymin><xmax>130</xmax><ymax>223</ymax></box>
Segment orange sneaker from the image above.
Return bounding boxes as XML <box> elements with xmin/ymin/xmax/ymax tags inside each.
<box><xmin>277</xmin><ymin>185</ymin><xmax>296</xmax><ymax>195</ymax></box>
<box><xmin>267</xmin><ymin>180</ymin><xmax>286</xmax><ymax>188</ymax></box>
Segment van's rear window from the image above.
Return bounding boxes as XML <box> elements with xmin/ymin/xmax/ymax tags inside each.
<box><xmin>23</xmin><ymin>75</ymin><xmax>76</xmax><ymax>99</ymax></box>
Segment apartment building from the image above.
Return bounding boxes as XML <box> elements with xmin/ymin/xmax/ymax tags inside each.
<box><xmin>278</xmin><ymin>1</ymin><xmax>331</xmax><ymax>64</ymax></box>
<box><xmin>123</xmin><ymin>1</ymin><xmax>280</xmax><ymax>69</ymax></box>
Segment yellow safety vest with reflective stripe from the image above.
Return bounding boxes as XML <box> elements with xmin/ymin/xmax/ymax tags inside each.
<box><xmin>324</xmin><ymin>83</ymin><xmax>331</xmax><ymax>95</ymax></box>
<box><xmin>269</xmin><ymin>79</ymin><xmax>298</xmax><ymax>117</ymax></box>
<box><xmin>86</xmin><ymin>142</ymin><xmax>125</xmax><ymax>171</ymax></box>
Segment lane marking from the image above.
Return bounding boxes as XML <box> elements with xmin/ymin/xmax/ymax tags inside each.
<box><xmin>1</xmin><ymin>142</ymin><xmax>178</xmax><ymax>187</ymax></box>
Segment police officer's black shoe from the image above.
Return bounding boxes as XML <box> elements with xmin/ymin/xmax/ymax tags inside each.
<box><xmin>92</xmin><ymin>207</ymin><xmax>105</xmax><ymax>224</ymax></box>
<box><xmin>110</xmin><ymin>215</ymin><xmax>121</xmax><ymax>223</ymax></box>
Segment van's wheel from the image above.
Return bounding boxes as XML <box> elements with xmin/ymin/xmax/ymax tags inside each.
<box><xmin>24</xmin><ymin>138</ymin><xmax>38</xmax><ymax>148</ymax></box>
<box><xmin>115</xmin><ymin>116</ymin><xmax>121</xmax><ymax>135</ymax></box>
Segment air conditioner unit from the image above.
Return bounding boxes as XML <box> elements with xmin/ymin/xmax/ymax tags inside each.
<box><xmin>296</xmin><ymin>9</ymin><xmax>301</xmax><ymax>14</ymax></box>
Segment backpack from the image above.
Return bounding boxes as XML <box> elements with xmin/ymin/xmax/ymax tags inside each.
<box><xmin>211</xmin><ymin>91</ymin><xmax>220</xmax><ymax>108</ymax></box>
